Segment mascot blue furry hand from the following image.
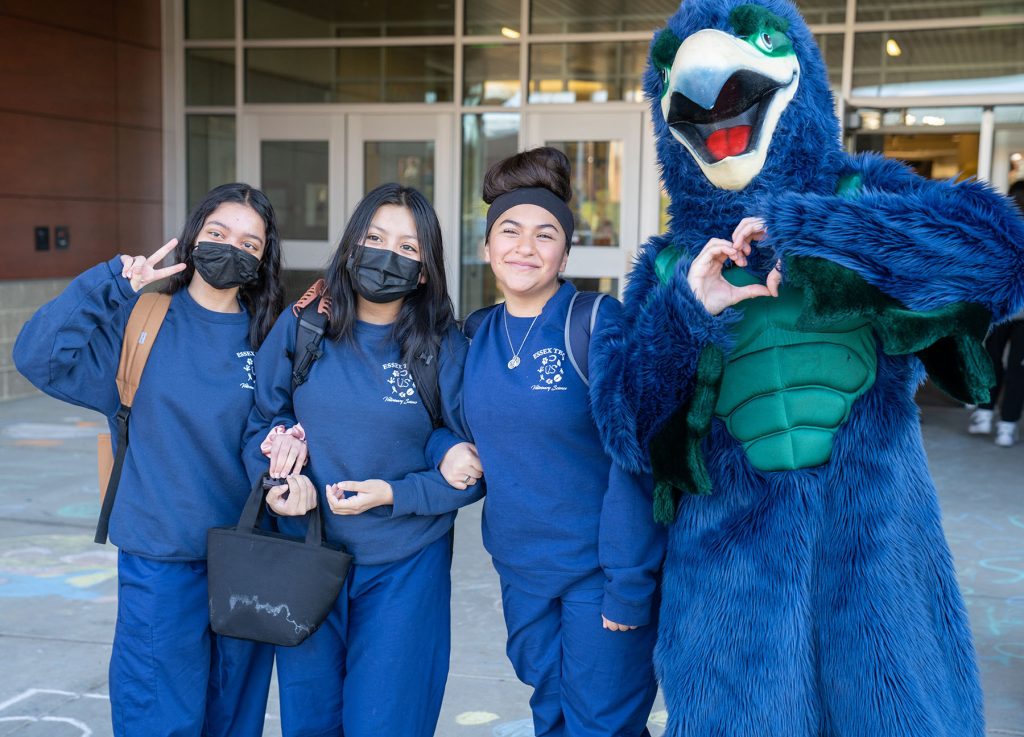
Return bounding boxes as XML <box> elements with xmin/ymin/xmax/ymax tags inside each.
<box><xmin>590</xmin><ymin>1</ymin><xmax>1024</xmax><ymax>736</ymax></box>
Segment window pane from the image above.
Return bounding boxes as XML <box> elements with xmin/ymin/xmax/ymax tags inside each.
<box><xmin>466</xmin><ymin>0</ymin><xmax>520</xmax><ymax>36</ymax></box>
<box><xmin>246</xmin><ymin>47</ymin><xmax>454</xmax><ymax>103</ymax></box>
<box><xmin>364</xmin><ymin>142</ymin><xmax>436</xmax><ymax>203</ymax></box>
<box><xmin>186</xmin><ymin>49</ymin><xmax>235</xmax><ymax>106</ymax></box>
<box><xmin>529</xmin><ymin>42</ymin><xmax>647</xmax><ymax>103</ymax></box>
<box><xmin>568</xmin><ymin>277</ymin><xmax>618</xmax><ymax>296</ymax></box>
<box><xmin>853</xmin><ymin>132</ymin><xmax>979</xmax><ymax>181</ymax></box>
<box><xmin>261</xmin><ymin>141</ymin><xmax>329</xmax><ymax>240</ymax></box>
<box><xmin>793</xmin><ymin>0</ymin><xmax>846</xmax><ymax>24</ymax></box>
<box><xmin>187</xmin><ymin>115</ymin><xmax>235</xmax><ymax>211</ymax></box>
<box><xmin>548</xmin><ymin>140</ymin><xmax>623</xmax><ymax>248</ymax></box>
<box><xmin>857</xmin><ymin>0</ymin><xmax>1023</xmax><ymax>22</ymax></box>
<box><xmin>852</xmin><ymin>26</ymin><xmax>1024</xmax><ymax>97</ymax></box>
<box><xmin>464</xmin><ymin>45</ymin><xmax>520</xmax><ymax>106</ymax></box>
<box><xmin>245</xmin><ymin>0</ymin><xmax>454</xmax><ymax>38</ymax></box>
<box><xmin>530</xmin><ymin>0</ymin><xmax>846</xmax><ymax>32</ymax></box>
<box><xmin>814</xmin><ymin>34</ymin><xmax>843</xmax><ymax>95</ymax></box>
<box><xmin>461</xmin><ymin>113</ymin><xmax>520</xmax><ymax>317</ymax></box>
<box><xmin>858</xmin><ymin>106</ymin><xmax>986</xmax><ymax>130</ymax></box>
<box><xmin>186</xmin><ymin>0</ymin><xmax>233</xmax><ymax>39</ymax></box>
<box><xmin>996</xmin><ymin>105</ymin><xmax>1024</xmax><ymax>124</ymax></box>
<box><xmin>531</xmin><ymin>0</ymin><xmax>678</xmax><ymax>34</ymax></box>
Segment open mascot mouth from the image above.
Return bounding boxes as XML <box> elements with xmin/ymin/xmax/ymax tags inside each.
<box><xmin>658</xmin><ymin>27</ymin><xmax>801</xmax><ymax>190</ymax></box>
<box><xmin>668</xmin><ymin>70</ymin><xmax>791</xmax><ymax>163</ymax></box>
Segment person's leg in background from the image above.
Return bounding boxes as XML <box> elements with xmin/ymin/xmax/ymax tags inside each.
<box><xmin>994</xmin><ymin>320</ymin><xmax>1024</xmax><ymax>447</ymax></box>
<box><xmin>969</xmin><ymin>322</ymin><xmax>1010</xmax><ymax>435</ymax></box>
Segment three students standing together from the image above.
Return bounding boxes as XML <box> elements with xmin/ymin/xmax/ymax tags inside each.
<box><xmin>14</xmin><ymin>147</ymin><xmax>664</xmax><ymax>737</ymax></box>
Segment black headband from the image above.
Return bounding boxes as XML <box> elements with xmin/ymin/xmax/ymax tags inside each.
<box><xmin>485</xmin><ymin>187</ymin><xmax>575</xmax><ymax>247</ymax></box>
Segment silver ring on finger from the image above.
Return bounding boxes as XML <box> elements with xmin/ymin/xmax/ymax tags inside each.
<box><xmin>463</xmin><ymin>475</ymin><xmax>471</xmax><ymax>484</ymax></box>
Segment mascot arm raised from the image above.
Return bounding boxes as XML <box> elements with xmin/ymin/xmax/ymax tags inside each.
<box><xmin>765</xmin><ymin>153</ymin><xmax>1024</xmax><ymax>323</ymax></box>
<box><xmin>590</xmin><ymin>233</ymin><xmax>739</xmax><ymax>476</ymax></box>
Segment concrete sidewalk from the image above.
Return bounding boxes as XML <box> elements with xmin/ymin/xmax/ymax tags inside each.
<box><xmin>0</xmin><ymin>391</ymin><xmax>1020</xmax><ymax>736</ymax></box>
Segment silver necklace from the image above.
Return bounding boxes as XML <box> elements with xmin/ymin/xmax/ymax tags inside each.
<box><xmin>503</xmin><ymin>307</ymin><xmax>540</xmax><ymax>370</ymax></box>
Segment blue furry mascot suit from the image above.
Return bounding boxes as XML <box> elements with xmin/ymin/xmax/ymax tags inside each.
<box><xmin>590</xmin><ymin>1</ymin><xmax>1024</xmax><ymax>736</ymax></box>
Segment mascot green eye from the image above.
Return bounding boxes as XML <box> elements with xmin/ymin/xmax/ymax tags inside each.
<box><xmin>752</xmin><ymin>29</ymin><xmax>792</xmax><ymax>56</ymax></box>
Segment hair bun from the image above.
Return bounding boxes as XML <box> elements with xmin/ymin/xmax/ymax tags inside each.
<box><xmin>482</xmin><ymin>146</ymin><xmax>572</xmax><ymax>204</ymax></box>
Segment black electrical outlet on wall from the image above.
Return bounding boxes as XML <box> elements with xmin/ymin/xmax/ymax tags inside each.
<box><xmin>34</xmin><ymin>226</ymin><xmax>50</xmax><ymax>251</ymax></box>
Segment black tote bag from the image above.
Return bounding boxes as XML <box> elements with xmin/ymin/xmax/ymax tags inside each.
<box><xmin>207</xmin><ymin>476</ymin><xmax>353</xmax><ymax>647</ymax></box>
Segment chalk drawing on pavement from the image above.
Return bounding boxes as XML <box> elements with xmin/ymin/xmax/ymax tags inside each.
<box><xmin>0</xmin><ymin>535</ymin><xmax>116</xmax><ymax>600</ymax></box>
<box><xmin>456</xmin><ymin>711</ymin><xmax>499</xmax><ymax>725</ymax></box>
<box><xmin>0</xmin><ymin>688</ymin><xmax>109</xmax><ymax>737</ymax></box>
<box><xmin>2</xmin><ymin>423</ymin><xmax>102</xmax><ymax>441</ymax></box>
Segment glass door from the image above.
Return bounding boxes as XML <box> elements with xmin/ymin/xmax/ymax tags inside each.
<box><xmin>238</xmin><ymin>114</ymin><xmax>345</xmax><ymax>274</ymax></box>
<box><xmin>238</xmin><ymin>112</ymin><xmax>455</xmax><ymax>301</ymax></box>
<box><xmin>527</xmin><ymin>111</ymin><xmax>649</xmax><ymax>297</ymax></box>
<box><xmin>346</xmin><ymin>114</ymin><xmax>457</xmax><ymax>307</ymax></box>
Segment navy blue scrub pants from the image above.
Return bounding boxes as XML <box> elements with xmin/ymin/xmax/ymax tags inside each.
<box><xmin>275</xmin><ymin>532</ymin><xmax>453</xmax><ymax>737</ymax></box>
<box><xmin>501</xmin><ymin>580</ymin><xmax>658</xmax><ymax>737</ymax></box>
<box><xmin>110</xmin><ymin>550</ymin><xmax>275</xmax><ymax>737</ymax></box>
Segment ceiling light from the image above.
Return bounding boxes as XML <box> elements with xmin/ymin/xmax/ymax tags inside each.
<box><xmin>886</xmin><ymin>38</ymin><xmax>902</xmax><ymax>57</ymax></box>
<box><xmin>501</xmin><ymin>26</ymin><xmax>520</xmax><ymax>39</ymax></box>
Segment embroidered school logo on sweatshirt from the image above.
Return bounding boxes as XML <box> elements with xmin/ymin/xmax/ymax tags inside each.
<box><xmin>531</xmin><ymin>348</ymin><xmax>567</xmax><ymax>392</ymax></box>
<box><xmin>382</xmin><ymin>362</ymin><xmax>420</xmax><ymax>405</ymax></box>
<box><xmin>238</xmin><ymin>351</ymin><xmax>256</xmax><ymax>390</ymax></box>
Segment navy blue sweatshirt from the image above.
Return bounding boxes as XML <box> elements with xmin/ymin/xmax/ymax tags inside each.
<box><xmin>243</xmin><ymin>308</ymin><xmax>482</xmax><ymax>566</ymax></box>
<box><xmin>13</xmin><ymin>256</ymin><xmax>259</xmax><ymax>560</ymax></box>
<box><xmin>460</xmin><ymin>281</ymin><xmax>665</xmax><ymax>626</ymax></box>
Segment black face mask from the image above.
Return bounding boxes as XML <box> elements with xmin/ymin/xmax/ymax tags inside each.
<box><xmin>192</xmin><ymin>241</ymin><xmax>261</xmax><ymax>289</ymax></box>
<box><xmin>346</xmin><ymin>245</ymin><xmax>422</xmax><ymax>304</ymax></box>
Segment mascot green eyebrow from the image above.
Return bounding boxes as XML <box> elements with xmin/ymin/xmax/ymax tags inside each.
<box><xmin>590</xmin><ymin>1</ymin><xmax>1024</xmax><ymax>736</ymax></box>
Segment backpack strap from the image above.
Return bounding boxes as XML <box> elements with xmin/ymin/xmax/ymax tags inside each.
<box><xmin>462</xmin><ymin>304</ymin><xmax>499</xmax><ymax>340</ymax></box>
<box><xmin>410</xmin><ymin>339</ymin><xmax>443</xmax><ymax>429</ymax></box>
<box><xmin>292</xmin><ymin>279</ymin><xmax>332</xmax><ymax>391</ymax></box>
<box><xmin>116</xmin><ymin>293</ymin><xmax>172</xmax><ymax>405</ymax></box>
<box><xmin>565</xmin><ymin>291</ymin><xmax>606</xmax><ymax>387</ymax></box>
<box><xmin>95</xmin><ymin>292</ymin><xmax>171</xmax><ymax>544</ymax></box>
<box><xmin>291</xmin><ymin>281</ymin><xmax>444</xmax><ymax>429</ymax></box>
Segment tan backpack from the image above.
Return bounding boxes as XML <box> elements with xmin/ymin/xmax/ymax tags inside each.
<box><xmin>95</xmin><ymin>292</ymin><xmax>171</xmax><ymax>543</ymax></box>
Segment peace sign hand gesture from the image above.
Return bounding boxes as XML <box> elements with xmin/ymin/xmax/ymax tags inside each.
<box><xmin>686</xmin><ymin>217</ymin><xmax>781</xmax><ymax>316</ymax></box>
<box><xmin>120</xmin><ymin>238</ymin><xmax>187</xmax><ymax>292</ymax></box>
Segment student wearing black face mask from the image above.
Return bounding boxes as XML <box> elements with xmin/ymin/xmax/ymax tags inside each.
<box><xmin>242</xmin><ymin>183</ymin><xmax>480</xmax><ymax>737</ymax></box>
<box><xmin>14</xmin><ymin>183</ymin><xmax>284</xmax><ymax>736</ymax></box>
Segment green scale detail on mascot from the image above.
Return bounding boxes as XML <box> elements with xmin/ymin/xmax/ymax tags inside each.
<box><xmin>590</xmin><ymin>2</ymin><xmax>1024</xmax><ymax>736</ymax></box>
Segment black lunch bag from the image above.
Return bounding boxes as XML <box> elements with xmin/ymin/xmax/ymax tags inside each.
<box><xmin>207</xmin><ymin>475</ymin><xmax>353</xmax><ymax>647</ymax></box>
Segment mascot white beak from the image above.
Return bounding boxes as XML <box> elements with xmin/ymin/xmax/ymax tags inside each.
<box><xmin>660</xmin><ymin>29</ymin><xmax>800</xmax><ymax>190</ymax></box>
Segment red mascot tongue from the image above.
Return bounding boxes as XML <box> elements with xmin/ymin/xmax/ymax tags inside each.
<box><xmin>706</xmin><ymin>125</ymin><xmax>751</xmax><ymax>161</ymax></box>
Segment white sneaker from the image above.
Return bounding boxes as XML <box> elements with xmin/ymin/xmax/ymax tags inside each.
<box><xmin>968</xmin><ymin>409</ymin><xmax>994</xmax><ymax>434</ymax></box>
<box><xmin>995</xmin><ymin>421</ymin><xmax>1019</xmax><ymax>448</ymax></box>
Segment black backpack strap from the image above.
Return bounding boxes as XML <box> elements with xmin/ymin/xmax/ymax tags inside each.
<box><xmin>94</xmin><ymin>404</ymin><xmax>131</xmax><ymax>544</ymax></box>
<box><xmin>565</xmin><ymin>291</ymin><xmax>607</xmax><ymax>387</ymax></box>
<box><xmin>410</xmin><ymin>338</ymin><xmax>443</xmax><ymax>429</ymax></box>
<box><xmin>292</xmin><ymin>298</ymin><xmax>329</xmax><ymax>391</ymax></box>
<box><xmin>462</xmin><ymin>304</ymin><xmax>499</xmax><ymax>340</ymax></box>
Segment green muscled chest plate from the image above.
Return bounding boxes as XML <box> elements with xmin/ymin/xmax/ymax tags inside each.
<box><xmin>714</xmin><ymin>268</ymin><xmax>877</xmax><ymax>471</ymax></box>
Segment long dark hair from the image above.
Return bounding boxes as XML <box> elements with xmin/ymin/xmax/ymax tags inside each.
<box><xmin>160</xmin><ymin>183</ymin><xmax>285</xmax><ymax>350</ymax></box>
<box><xmin>323</xmin><ymin>183</ymin><xmax>454</xmax><ymax>365</ymax></box>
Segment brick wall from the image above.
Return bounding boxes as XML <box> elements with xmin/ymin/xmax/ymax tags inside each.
<box><xmin>0</xmin><ymin>0</ymin><xmax>162</xmax><ymax>400</ymax></box>
<box><xmin>0</xmin><ymin>0</ymin><xmax>163</xmax><ymax>278</ymax></box>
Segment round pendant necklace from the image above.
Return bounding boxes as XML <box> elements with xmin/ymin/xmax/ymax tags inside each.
<box><xmin>503</xmin><ymin>306</ymin><xmax>539</xmax><ymax>370</ymax></box>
